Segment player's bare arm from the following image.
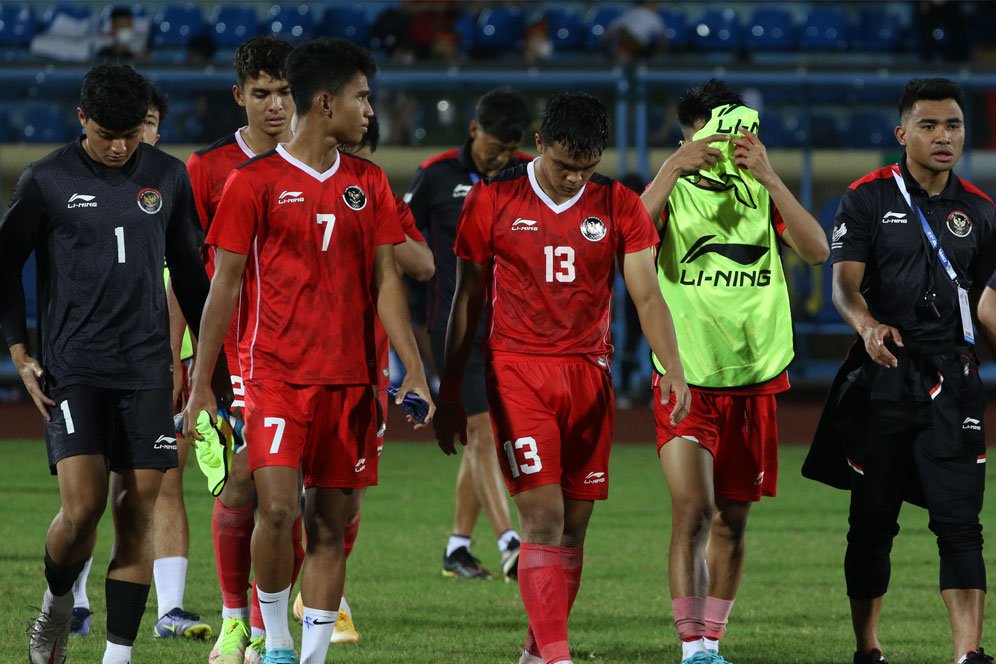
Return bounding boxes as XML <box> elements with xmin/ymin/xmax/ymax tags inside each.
<box><xmin>183</xmin><ymin>247</ymin><xmax>247</xmax><ymax>440</ymax></box>
<box><xmin>434</xmin><ymin>258</ymin><xmax>487</xmax><ymax>455</ymax></box>
<box><xmin>166</xmin><ymin>279</ymin><xmax>190</xmax><ymax>406</ymax></box>
<box><xmin>978</xmin><ymin>286</ymin><xmax>996</xmax><ymax>347</ymax></box>
<box><xmin>641</xmin><ymin>133</ymin><xmax>727</xmax><ymax>227</ymax></box>
<box><xmin>373</xmin><ymin>243</ymin><xmax>435</xmax><ymax>427</ymax></box>
<box><xmin>394</xmin><ymin>234</ymin><xmax>435</xmax><ymax>282</ymax></box>
<box><xmin>833</xmin><ymin>260</ymin><xmax>903</xmax><ymax>369</ymax></box>
<box><xmin>620</xmin><ymin>247</ymin><xmax>691</xmax><ymax>424</ymax></box>
<box><xmin>733</xmin><ymin>128</ymin><xmax>829</xmax><ymax>265</ymax></box>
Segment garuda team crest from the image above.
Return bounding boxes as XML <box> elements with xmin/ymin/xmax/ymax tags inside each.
<box><xmin>343</xmin><ymin>185</ymin><xmax>367</xmax><ymax>210</ymax></box>
<box><xmin>580</xmin><ymin>216</ymin><xmax>607</xmax><ymax>242</ymax></box>
<box><xmin>946</xmin><ymin>210</ymin><xmax>972</xmax><ymax>238</ymax></box>
<box><xmin>137</xmin><ymin>188</ymin><xmax>162</xmax><ymax>214</ymax></box>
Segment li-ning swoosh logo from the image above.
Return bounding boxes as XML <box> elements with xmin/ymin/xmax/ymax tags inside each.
<box><xmin>68</xmin><ymin>193</ymin><xmax>95</xmax><ymax>202</ymax></box>
<box><xmin>680</xmin><ymin>235</ymin><xmax>769</xmax><ymax>266</ymax></box>
<box><xmin>279</xmin><ymin>191</ymin><xmax>303</xmax><ymax>199</ymax></box>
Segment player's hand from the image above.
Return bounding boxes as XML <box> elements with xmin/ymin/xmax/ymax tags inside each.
<box><xmin>434</xmin><ymin>400</ymin><xmax>468</xmax><ymax>455</ymax></box>
<box><xmin>11</xmin><ymin>346</ymin><xmax>55</xmax><ymax>420</ymax></box>
<box><xmin>661</xmin><ymin>133</ymin><xmax>728</xmax><ymax>178</ymax></box>
<box><xmin>182</xmin><ymin>384</ymin><xmax>217</xmax><ymax>443</ymax></box>
<box><xmin>397</xmin><ymin>371</ymin><xmax>435</xmax><ymax>429</ymax></box>
<box><xmin>658</xmin><ymin>366</ymin><xmax>691</xmax><ymax>425</ymax></box>
<box><xmin>732</xmin><ymin>128</ymin><xmax>775</xmax><ymax>185</ymax></box>
<box><xmin>858</xmin><ymin>322</ymin><xmax>904</xmax><ymax>368</ymax></box>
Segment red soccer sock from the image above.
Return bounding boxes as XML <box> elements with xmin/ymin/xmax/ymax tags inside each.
<box><xmin>212</xmin><ymin>499</ymin><xmax>254</xmax><ymax>609</ymax></box>
<box><xmin>703</xmin><ymin>596</ymin><xmax>735</xmax><ymax>641</ymax></box>
<box><xmin>518</xmin><ymin>544</ymin><xmax>570</xmax><ymax>664</ymax></box>
<box><xmin>344</xmin><ymin>513</ymin><xmax>360</xmax><ymax>560</ymax></box>
<box><xmin>249</xmin><ymin>581</ymin><xmax>263</xmax><ymax>631</ymax></box>
<box><xmin>524</xmin><ymin>546</ymin><xmax>583</xmax><ymax>659</ymax></box>
<box><xmin>672</xmin><ymin>596</ymin><xmax>705</xmax><ymax>642</ymax></box>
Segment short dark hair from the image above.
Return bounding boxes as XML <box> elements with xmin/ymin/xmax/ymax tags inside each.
<box><xmin>538</xmin><ymin>93</ymin><xmax>609</xmax><ymax>159</ymax></box>
<box><xmin>475</xmin><ymin>87</ymin><xmax>531</xmax><ymax>143</ymax></box>
<box><xmin>80</xmin><ymin>64</ymin><xmax>150</xmax><ymax>131</ymax></box>
<box><xmin>676</xmin><ymin>79</ymin><xmax>745</xmax><ymax>128</ymax></box>
<box><xmin>149</xmin><ymin>85</ymin><xmax>168</xmax><ymax>124</ymax></box>
<box><xmin>285</xmin><ymin>38</ymin><xmax>377</xmax><ymax>115</ymax></box>
<box><xmin>233</xmin><ymin>36</ymin><xmax>293</xmax><ymax>87</ymax></box>
<box><xmin>898</xmin><ymin>78</ymin><xmax>964</xmax><ymax>120</ymax></box>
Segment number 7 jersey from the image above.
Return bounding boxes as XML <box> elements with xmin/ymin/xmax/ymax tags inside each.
<box><xmin>454</xmin><ymin>160</ymin><xmax>659</xmax><ymax>358</ymax></box>
<box><xmin>207</xmin><ymin>146</ymin><xmax>405</xmax><ymax>385</ymax></box>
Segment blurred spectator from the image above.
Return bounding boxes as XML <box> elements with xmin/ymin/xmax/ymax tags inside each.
<box><xmin>371</xmin><ymin>1</ymin><xmax>460</xmax><ymax>64</ymax></box>
<box><xmin>185</xmin><ymin>33</ymin><xmax>217</xmax><ymax>64</ymax></box>
<box><xmin>605</xmin><ymin>1</ymin><xmax>665</xmax><ymax>62</ymax></box>
<box><xmin>914</xmin><ymin>0</ymin><xmax>970</xmax><ymax>61</ymax></box>
<box><xmin>95</xmin><ymin>6</ymin><xmax>149</xmax><ymax>60</ymax></box>
<box><xmin>524</xmin><ymin>19</ymin><xmax>552</xmax><ymax>64</ymax></box>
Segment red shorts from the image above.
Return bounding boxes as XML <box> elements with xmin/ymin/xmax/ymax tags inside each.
<box><xmin>486</xmin><ymin>353</ymin><xmax>614</xmax><ymax>500</ymax></box>
<box><xmin>243</xmin><ymin>379</ymin><xmax>381</xmax><ymax>489</ymax></box>
<box><xmin>655</xmin><ymin>387</ymin><xmax>779</xmax><ymax>502</ymax></box>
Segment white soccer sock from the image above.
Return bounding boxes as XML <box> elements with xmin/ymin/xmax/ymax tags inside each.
<box><xmin>72</xmin><ymin>556</ymin><xmax>93</xmax><ymax>610</ymax></box>
<box><xmin>42</xmin><ymin>587</ymin><xmax>74</xmax><ymax>621</ymax></box>
<box><xmin>102</xmin><ymin>641</ymin><xmax>132</xmax><ymax>664</ymax></box>
<box><xmin>338</xmin><ymin>595</ymin><xmax>351</xmax><ymax>618</ymax></box>
<box><xmin>153</xmin><ymin>556</ymin><xmax>188</xmax><ymax>619</ymax></box>
<box><xmin>257</xmin><ymin>586</ymin><xmax>293</xmax><ymax>650</ymax></box>
<box><xmin>222</xmin><ymin>606</ymin><xmax>250</xmax><ymax>621</ymax></box>
<box><xmin>300</xmin><ymin>606</ymin><xmax>337</xmax><ymax>663</ymax></box>
<box><xmin>250</xmin><ymin>626</ymin><xmax>266</xmax><ymax>640</ymax></box>
<box><xmin>704</xmin><ymin>637</ymin><xmax>720</xmax><ymax>653</ymax></box>
<box><xmin>497</xmin><ymin>529</ymin><xmax>520</xmax><ymax>553</ymax></box>
<box><xmin>681</xmin><ymin>638</ymin><xmax>706</xmax><ymax>660</ymax></box>
<box><xmin>446</xmin><ymin>535</ymin><xmax>472</xmax><ymax>557</ymax></box>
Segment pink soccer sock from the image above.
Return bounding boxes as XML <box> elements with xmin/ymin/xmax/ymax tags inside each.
<box><xmin>524</xmin><ymin>546</ymin><xmax>583</xmax><ymax>658</ymax></box>
<box><xmin>672</xmin><ymin>596</ymin><xmax>705</xmax><ymax>641</ymax></box>
<box><xmin>704</xmin><ymin>596</ymin><xmax>735</xmax><ymax>641</ymax></box>
<box><xmin>518</xmin><ymin>544</ymin><xmax>570</xmax><ymax>664</ymax></box>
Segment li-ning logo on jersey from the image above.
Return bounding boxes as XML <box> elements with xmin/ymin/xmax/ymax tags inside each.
<box><xmin>832</xmin><ymin>223</ymin><xmax>848</xmax><ymax>243</ymax></box>
<box><xmin>67</xmin><ymin>193</ymin><xmax>97</xmax><ymax>208</ymax></box>
<box><xmin>512</xmin><ymin>218</ymin><xmax>539</xmax><ymax>231</ymax></box>
<box><xmin>452</xmin><ymin>184</ymin><xmax>472</xmax><ymax>198</ymax></box>
<box><xmin>584</xmin><ymin>471</ymin><xmax>606</xmax><ymax>485</ymax></box>
<box><xmin>153</xmin><ymin>434</ymin><xmax>177</xmax><ymax>450</ymax></box>
<box><xmin>354</xmin><ymin>457</ymin><xmax>367</xmax><ymax>473</ymax></box>
<box><xmin>343</xmin><ymin>185</ymin><xmax>367</xmax><ymax>210</ymax></box>
<box><xmin>278</xmin><ymin>190</ymin><xmax>304</xmax><ymax>205</ymax></box>
<box><xmin>678</xmin><ymin>235</ymin><xmax>772</xmax><ymax>289</ymax></box>
<box><xmin>882</xmin><ymin>211</ymin><xmax>907</xmax><ymax>224</ymax></box>
<box><xmin>137</xmin><ymin>188</ymin><xmax>162</xmax><ymax>214</ymax></box>
<box><xmin>580</xmin><ymin>216</ymin><xmax>607</xmax><ymax>242</ymax></box>
<box><xmin>963</xmin><ymin>417</ymin><xmax>982</xmax><ymax>431</ymax></box>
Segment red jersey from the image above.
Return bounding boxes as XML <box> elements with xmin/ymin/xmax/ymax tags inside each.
<box><xmin>454</xmin><ymin>160</ymin><xmax>658</xmax><ymax>358</ymax></box>
<box><xmin>208</xmin><ymin>147</ymin><xmax>405</xmax><ymax>385</ymax></box>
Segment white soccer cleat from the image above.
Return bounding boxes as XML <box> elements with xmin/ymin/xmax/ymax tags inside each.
<box><xmin>518</xmin><ymin>649</ymin><xmax>543</xmax><ymax>664</ymax></box>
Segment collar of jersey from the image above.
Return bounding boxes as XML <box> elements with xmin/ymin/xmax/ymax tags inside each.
<box><xmin>527</xmin><ymin>159</ymin><xmax>586</xmax><ymax>214</ymax></box>
<box><xmin>234</xmin><ymin>126</ymin><xmax>256</xmax><ymax>159</ymax></box>
<box><xmin>276</xmin><ymin>144</ymin><xmax>340</xmax><ymax>182</ymax></box>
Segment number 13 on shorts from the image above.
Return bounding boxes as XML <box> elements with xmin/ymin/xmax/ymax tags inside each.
<box><xmin>502</xmin><ymin>436</ymin><xmax>542</xmax><ymax>478</ymax></box>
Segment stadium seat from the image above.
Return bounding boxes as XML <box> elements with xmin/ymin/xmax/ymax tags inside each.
<box><xmin>471</xmin><ymin>7</ymin><xmax>525</xmax><ymax>56</ymax></box>
<box><xmin>799</xmin><ymin>7</ymin><xmax>850</xmax><ymax>52</ymax></box>
<box><xmin>0</xmin><ymin>4</ymin><xmax>36</xmax><ymax>47</ymax></box>
<box><xmin>744</xmin><ymin>7</ymin><xmax>797</xmax><ymax>52</ymax></box>
<box><xmin>263</xmin><ymin>4</ymin><xmax>312</xmax><ymax>44</ymax></box>
<box><xmin>211</xmin><ymin>5</ymin><xmax>258</xmax><ymax>48</ymax></box>
<box><xmin>659</xmin><ymin>8</ymin><xmax>688</xmax><ymax>50</ymax></box>
<box><xmin>543</xmin><ymin>6</ymin><xmax>585</xmax><ymax>52</ymax></box>
<box><xmin>585</xmin><ymin>5</ymin><xmax>624</xmax><ymax>51</ymax></box>
<box><xmin>844</xmin><ymin>110</ymin><xmax>896</xmax><ymax>149</ymax></box>
<box><xmin>152</xmin><ymin>4</ymin><xmax>206</xmax><ymax>49</ymax></box>
<box><xmin>316</xmin><ymin>4</ymin><xmax>369</xmax><ymax>45</ymax></box>
<box><xmin>41</xmin><ymin>3</ymin><xmax>91</xmax><ymax>27</ymax></box>
<box><xmin>810</xmin><ymin>111</ymin><xmax>843</xmax><ymax>148</ymax></box>
<box><xmin>853</xmin><ymin>7</ymin><xmax>902</xmax><ymax>53</ymax></box>
<box><xmin>690</xmin><ymin>8</ymin><xmax>742</xmax><ymax>53</ymax></box>
<box><xmin>21</xmin><ymin>105</ymin><xmax>73</xmax><ymax>143</ymax></box>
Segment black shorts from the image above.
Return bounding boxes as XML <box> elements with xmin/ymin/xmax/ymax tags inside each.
<box><xmin>45</xmin><ymin>384</ymin><xmax>177</xmax><ymax>474</ymax></box>
<box><xmin>429</xmin><ymin>330</ymin><xmax>489</xmax><ymax>416</ymax></box>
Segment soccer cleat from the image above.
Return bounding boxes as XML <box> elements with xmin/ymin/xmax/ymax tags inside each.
<box><xmin>243</xmin><ymin>635</ymin><xmax>266</xmax><ymax>664</ymax></box>
<box><xmin>853</xmin><ymin>650</ymin><xmax>888</xmax><ymax>664</ymax></box>
<box><xmin>292</xmin><ymin>591</ymin><xmax>303</xmax><ymax>623</ymax></box>
<box><xmin>501</xmin><ymin>537</ymin><xmax>521</xmax><ymax>582</ymax></box>
<box><xmin>27</xmin><ymin>609</ymin><xmax>71</xmax><ymax>664</ymax></box>
<box><xmin>208</xmin><ymin>617</ymin><xmax>250</xmax><ymax>663</ymax></box>
<box><xmin>965</xmin><ymin>650</ymin><xmax>994</xmax><ymax>663</ymax></box>
<box><xmin>707</xmin><ymin>654</ymin><xmax>734</xmax><ymax>663</ymax></box>
<box><xmin>330</xmin><ymin>608</ymin><xmax>360</xmax><ymax>644</ymax></box>
<box><xmin>261</xmin><ymin>647</ymin><xmax>297</xmax><ymax>664</ymax></box>
<box><xmin>518</xmin><ymin>649</ymin><xmax>543</xmax><ymax>664</ymax></box>
<box><xmin>681</xmin><ymin>653</ymin><xmax>716</xmax><ymax>664</ymax></box>
<box><xmin>70</xmin><ymin>606</ymin><xmax>92</xmax><ymax>637</ymax></box>
<box><xmin>442</xmin><ymin>546</ymin><xmax>491</xmax><ymax>579</ymax></box>
<box><xmin>152</xmin><ymin>607</ymin><xmax>214</xmax><ymax>640</ymax></box>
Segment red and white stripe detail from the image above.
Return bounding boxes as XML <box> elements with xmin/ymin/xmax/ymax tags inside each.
<box><xmin>929</xmin><ymin>374</ymin><xmax>943</xmax><ymax>400</ymax></box>
<box><xmin>847</xmin><ymin>458</ymin><xmax>864</xmax><ymax>475</ymax></box>
<box><xmin>978</xmin><ymin>455</ymin><xmax>987</xmax><ymax>465</ymax></box>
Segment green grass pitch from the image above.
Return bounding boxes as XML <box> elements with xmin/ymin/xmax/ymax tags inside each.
<box><xmin>1</xmin><ymin>440</ymin><xmax>992</xmax><ymax>663</ymax></box>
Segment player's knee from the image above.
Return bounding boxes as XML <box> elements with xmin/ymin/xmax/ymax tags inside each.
<box><xmin>156</xmin><ymin>469</ymin><xmax>184</xmax><ymax>504</ymax></box>
<box><xmin>257</xmin><ymin>496</ymin><xmax>298</xmax><ymax>532</ymax></box>
<box><xmin>60</xmin><ymin>502</ymin><xmax>105</xmax><ymax>537</ymax></box>
<box><xmin>671</xmin><ymin>499</ymin><xmax>713</xmax><ymax>539</ymax></box>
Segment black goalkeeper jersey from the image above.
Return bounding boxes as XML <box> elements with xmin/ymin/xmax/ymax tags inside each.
<box><xmin>0</xmin><ymin>138</ymin><xmax>210</xmax><ymax>390</ymax></box>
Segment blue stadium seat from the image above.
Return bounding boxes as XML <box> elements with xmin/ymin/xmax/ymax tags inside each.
<box><xmin>263</xmin><ymin>4</ymin><xmax>312</xmax><ymax>44</ymax></box>
<box><xmin>810</xmin><ymin>111</ymin><xmax>843</xmax><ymax>148</ymax></box>
<box><xmin>211</xmin><ymin>5</ymin><xmax>258</xmax><ymax>48</ymax></box>
<box><xmin>799</xmin><ymin>7</ymin><xmax>850</xmax><ymax>52</ymax></box>
<box><xmin>544</xmin><ymin>6</ymin><xmax>585</xmax><ymax>52</ymax></box>
<box><xmin>153</xmin><ymin>4</ymin><xmax>206</xmax><ymax>49</ymax></box>
<box><xmin>472</xmin><ymin>7</ymin><xmax>525</xmax><ymax>55</ymax></box>
<box><xmin>853</xmin><ymin>7</ymin><xmax>902</xmax><ymax>53</ymax></box>
<box><xmin>690</xmin><ymin>8</ymin><xmax>742</xmax><ymax>52</ymax></box>
<box><xmin>758</xmin><ymin>110</ymin><xmax>785</xmax><ymax>148</ymax></box>
<box><xmin>21</xmin><ymin>105</ymin><xmax>73</xmax><ymax>143</ymax></box>
<box><xmin>744</xmin><ymin>7</ymin><xmax>797</xmax><ymax>52</ymax></box>
<box><xmin>42</xmin><ymin>3</ymin><xmax>91</xmax><ymax>27</ymax></box>
<box><xmin>0</xmin><ymin>4</ymin><xmax>36</xmax><ymax>47</ymax></box>
<box><xmin>316</xmin><ymin>4</ymin><xmax>369</xmax><ymax>45</ymax></box>
<box><xmin>658</xmin><ymin>8</ymin><xmax>688</xmax><ymax>50</ymax></box>
<box><xmin>844</xmin><ymin>111</ymin><xmax>896</xmax><ymax>149</ymax></box>
<box><xmin>585</xmin><ymin>5</ymin><xmax>623</xmax><ymax>50</ymax></box>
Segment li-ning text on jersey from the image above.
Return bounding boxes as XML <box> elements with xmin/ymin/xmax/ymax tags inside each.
<box><xmin>207</xmin><ymin>146</ymin><xmax>405</xmax><ymax>385</ymax></box>
<box><xmin>454</xmin><ymin>160</ymin><xmax>659</xmax><ymax>357</ymax></box>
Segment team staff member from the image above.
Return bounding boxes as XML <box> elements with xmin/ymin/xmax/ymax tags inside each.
<box><xmin>805</xmin><ymin>78</ymin><xmax>996</xmax><ymax>664</ymax></box>
<box><xmin>406</xmin><ymin>87</ymin><xmax>532</xmax><ymax>580</ymax></box>
<box><xmin>0</xmin><ymin>64</ymin><xmax>227</xmax><ymax>664</ymax></box>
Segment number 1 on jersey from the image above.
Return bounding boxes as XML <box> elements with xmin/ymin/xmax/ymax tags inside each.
<box><xmin>544</xmin><ymin>245</ymin><xmax>575</xmax><ymax>283</ymax></box>
<box><xmin>316</xmin><ymin>214</ymin><xmax>336</xmax><ymax>251</ymax></box>
<box><xmin>114</xmin><ymin>226</ymin><xmax>125</xmax><ymax>263</ymax></box>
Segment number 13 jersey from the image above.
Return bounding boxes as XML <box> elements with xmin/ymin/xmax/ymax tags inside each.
<box><xmin>207</xmin><ymin>146</ymin><xmax>405</xmax><ymax>385</ymax></box>
<box><xmin>454</xmin><ymin>160</ymin><xmax>659</xmax><ymax>358</ymax></box>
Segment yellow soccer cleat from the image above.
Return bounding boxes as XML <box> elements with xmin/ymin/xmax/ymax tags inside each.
<box><xmin>330</xmin><ymin>609</ymin><xmax>360</xmax><ymax>645</ymax></box>
<box><xmin>291</xmin><ymin>591</ymin><xmax>303</xmax><ymax>623</ymax></box>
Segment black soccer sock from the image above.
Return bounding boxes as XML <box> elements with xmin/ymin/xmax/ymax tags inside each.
<box><xmin>44</xmin><ymin>549</ymin><xmax>88</xmax><ymax>597</ymax></box>
<box><xmin>105</xmin><ymin>578</ymin><xmax>151</xmax><ymax>646</ymax></box>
